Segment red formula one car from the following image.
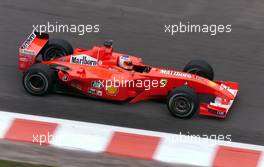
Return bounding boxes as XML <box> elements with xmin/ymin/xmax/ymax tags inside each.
<box><xmin>18</xmin><ymin>32</ymin><xmax>239</xmax><ymax>118</ymax></box>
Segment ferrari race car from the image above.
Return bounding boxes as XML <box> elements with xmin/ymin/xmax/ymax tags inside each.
<box><xmin>18</xmin><ymin>31</ymin><xmax>239</xmax><ymax>118</ymax></box>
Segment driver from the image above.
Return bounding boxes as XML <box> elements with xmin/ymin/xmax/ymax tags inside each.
<box><xmin>118</xmin><ymin>55</ymin><xmax>133</xmax><ymax>70</ymax></box>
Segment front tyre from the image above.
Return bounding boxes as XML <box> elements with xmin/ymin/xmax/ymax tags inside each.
<box><xmin>167</xmin><ymin>86</ymin><xmax>199</xmax><ymax>118</ymax></box>
<box><xmin>183</xmin><ymin>60</ymin><xmax>214</xmax><ymax>80</ymax></box>
<box><xmin>23</xmin><ymin>64</ymin><xmax>55</xmax><ymax>96</ymax></box>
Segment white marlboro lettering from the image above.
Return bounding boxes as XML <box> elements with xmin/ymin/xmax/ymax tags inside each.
<box><xmin>160</xmin><ymin>70</ymin><xmax>192</xmax><ymax>78</ymax></box>
<box><xmin>70</xmin><ymin>54</ymin><xmax>98</xmax><ymax>66</ymax></box>
<box><xmin>21</xmin><ymin>32</ymin><xmax>36</xmax><ymax>49</ymax></box>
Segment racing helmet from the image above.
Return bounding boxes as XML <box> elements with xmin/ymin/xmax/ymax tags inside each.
<box><xmin>119</xmin><ymin>55</ymin><xmax>133</xmax><ymax>70</ymax></box>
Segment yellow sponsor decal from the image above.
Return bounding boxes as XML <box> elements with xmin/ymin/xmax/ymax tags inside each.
<box><xmin>160</xmin><ymin>79</ymin><xmax>168</xmax><ymax>87</ymax></box>
<box><xmin>208</xmin><ymin>80</ymin><xmax>217</xmax><ymax>87</ymax></box>
<box><xmin>106</xmin><ymin>85</ymin><xmax>119</xmax><ymax>96</ymax></box>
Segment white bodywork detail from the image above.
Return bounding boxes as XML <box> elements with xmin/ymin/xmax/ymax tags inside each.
<box><xmin>209</xmin><ymin>84</ymin><xmax>238</xmax><ymax>112</ymax></box>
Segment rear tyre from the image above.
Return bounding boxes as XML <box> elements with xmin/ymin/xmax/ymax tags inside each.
<box><xmin>42</xmin><ymin>39</ymin><xmax>73</xmax><ymax>61</ymax></box>
<box><xmin>183</xmin><ymin>60</ymin><xmax>214</xmax><ymax>80</ymax></box>
<box><xmin>23</xmin><ymin>64</ymin><xmax>55</xmax><ymax>96</ymax></box>
<box><xmin>167</xmin><ymin>86</ymin><xmax>199</xmax><ymax>118</ymax></box>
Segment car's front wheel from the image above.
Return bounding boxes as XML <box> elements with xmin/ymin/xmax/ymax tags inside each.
<box><xmin>23</xmin><ymin>64</ymin><xmax>55</xmax><ymax>96</ymax></box>
<box><xmin>183</xmin><ymin>60</ymin><xmax>214</xmax><ymax>80</ymax></box>
<box><xmin>167</xmin><ymin>86</ymin><xmax>199</xmax><ymax>118</ymax></box>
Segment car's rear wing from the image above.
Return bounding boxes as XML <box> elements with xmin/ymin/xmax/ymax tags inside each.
<box><xmin>18</xmin><ymin>31</ymin><xmax>49</xmax><ymax>71</ymax></box>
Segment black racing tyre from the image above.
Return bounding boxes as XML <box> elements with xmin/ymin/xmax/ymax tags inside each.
<box><xmin>23</xmin><ymin>64</ymin><xmax>55</xmax><ymax>96</ymax></box>
<box><xmin>42</xmin><ymin>39</ymin><xmax>73</xmax><ymax>61</ymax></box>
<box><xmin>183</xmin><ymin>60</ymin><xmax>214</xmax><ymax>80</ymax></box>
<box><xmin>167</xmin><ymin>86</ymin><xmax>199</xmax><ymax>118</ymax></box>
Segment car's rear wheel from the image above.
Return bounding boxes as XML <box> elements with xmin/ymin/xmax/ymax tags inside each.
<box><xmin>23</xmin><ymin>64</ymin><xmax>55</xmax><ymax>96</ymax></box>
<box><xmin>183</xmin><ymin>60</ymin><xmax>214</xmax><ymax>80</ymax></box>
<box><xmin>42</xmin><ymin>39</ymin><xmax>73</xmax><ymax>61</ymax></box>
<box><xmin>167</xmin><ymin>86</ymin><xmax>199</xmax><ymax>118</ymax></box>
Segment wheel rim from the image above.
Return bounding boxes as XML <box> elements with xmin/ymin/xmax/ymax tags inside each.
<box><xmin>44</xmin><ymin>47</ymin><xmax>66</xmax><ymax>60</ymax></box>
<box><xmin>28</xmin><ymin>74</ymin><xmax>46</xmax><ymax>91</ymax></box>
<box><xmin>170</xmin><ymin>95</ymin><xmax>194</xmax><ymax>117</ymax></box>
<box><xmin>174</xmin><ymin>97</ymin><xmax>190</xmax><ymax>112</ymax></box>
<box><xmin>24</xmin><ymin>72</ymin><xmax>49</xmax><ymax>95</ymax></box>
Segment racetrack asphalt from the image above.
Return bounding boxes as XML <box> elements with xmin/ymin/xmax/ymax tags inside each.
<box><xmin>0</xmin><ymin>0</ymin><xmax>264</xmax><ymax>146</ymax></box>
<box><xmin>0</xmin><ymin>140</ymin><xmax>191</xmax><ymax>167</ymax></box>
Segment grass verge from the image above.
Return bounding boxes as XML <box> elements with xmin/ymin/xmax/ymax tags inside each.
<box><xmin>0</xmin><ymin>159</ymin><xmax>54</xmax><ymax>167</ymax></box>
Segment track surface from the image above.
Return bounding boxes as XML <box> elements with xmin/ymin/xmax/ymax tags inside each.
<box><xmin>0</xmin><ymin>140</ymin><xmax>189</xmax><ymax>167</ymax></box>
<box><xmin>0</xmin><ymin>0</ymin><xmax>264</xmax><ymax>145</ymax></box>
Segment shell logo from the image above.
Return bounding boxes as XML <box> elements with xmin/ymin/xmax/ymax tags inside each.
<box><xmin>106</xmin><ymin>85</ymin><xmax>119</xmax><ymax>96</ymax></box>
<box><xmin>208</xmin><ymin>80</ymin><xmax>217</xmax><ymax>87</ymax></box>
<box><xmin>160</xmin><ymin>79</ymin><xmax>168</xmax><ymax>87</ymax></box>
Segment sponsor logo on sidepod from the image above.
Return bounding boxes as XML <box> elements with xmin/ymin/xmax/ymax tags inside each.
<box><xmin>70</xmin><ymin>54</ymin><xmax>97</xmax><ymax>66</ymax></box>
<box><xmin>160</xmin><ymin>70</ymin><xmax>192</xmax><ymax>78</ymax></box>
